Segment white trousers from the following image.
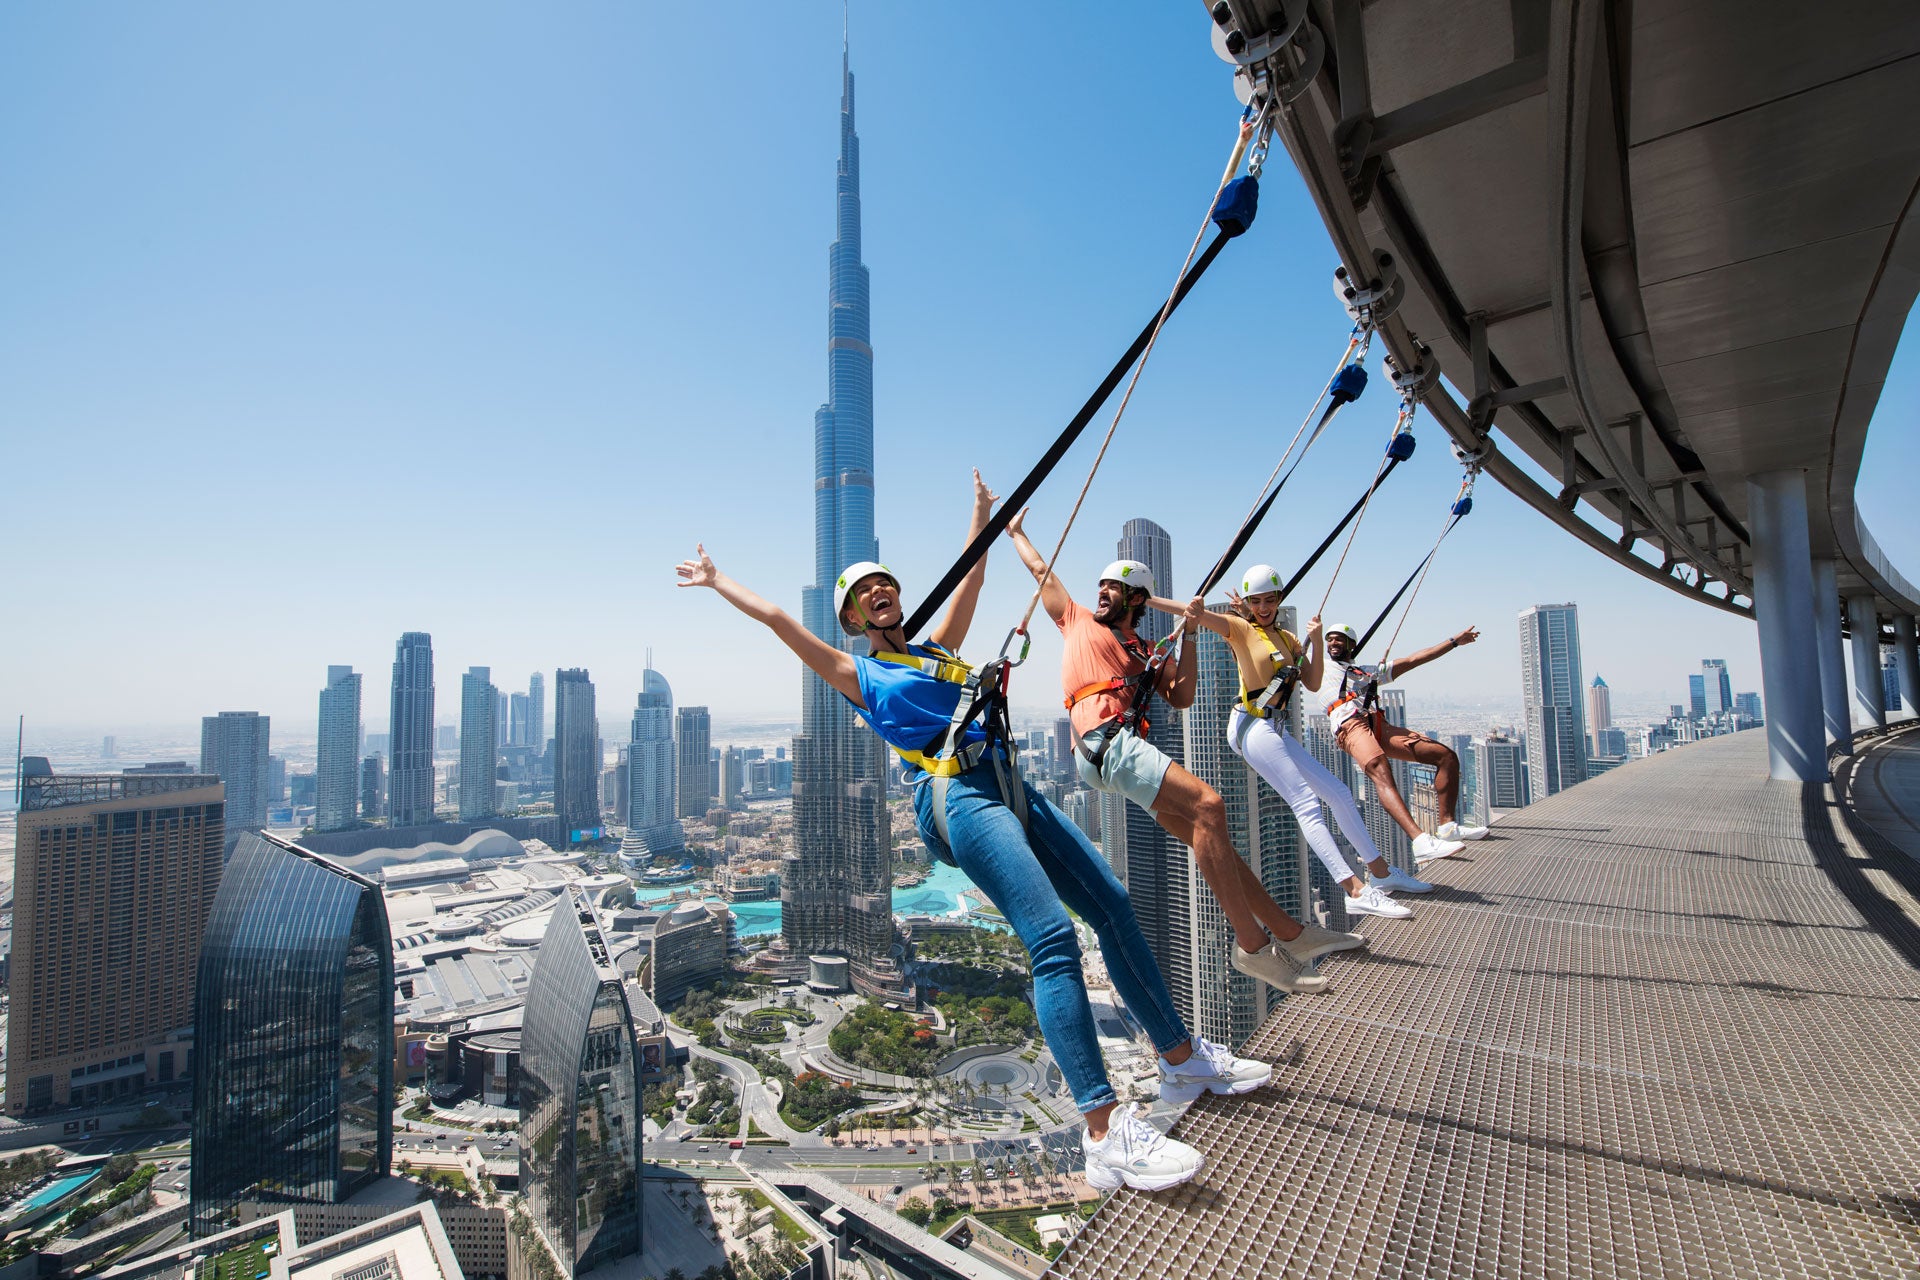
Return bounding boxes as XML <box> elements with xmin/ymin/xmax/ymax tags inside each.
<box><xmin>1228</xmin><ymin>708</ymin><xmax>1386</xmax><ymax>884</ymax></box>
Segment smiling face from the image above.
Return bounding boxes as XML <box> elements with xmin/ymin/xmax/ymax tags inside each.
<box><xmin>1094</xmin><ymin>579</ymin><xmax>1138</xmax><ymax>626</ymax></box>
<box><xmin>843</xmin><ymin>572</ymin><xmax>901</xmax><ymax>633</ymax></box>
<box><xmin>1326</xmin><ymin>631</ymin><xmax>1355</xmax><ymax>662</ymax></box>
<box><xmin>1243</xmin><ymin>590</ymin><xmax>1281</xmax><ymax>627</ymax></box>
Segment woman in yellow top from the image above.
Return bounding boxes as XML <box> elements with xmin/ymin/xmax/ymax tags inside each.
<box><xmin>1148</xmin><ymin>564</ymin><xmax>1434</xmax><ymax>921</ymax></box>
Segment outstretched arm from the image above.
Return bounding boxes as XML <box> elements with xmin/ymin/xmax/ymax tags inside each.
<box><xmin>1004</xmin><ymin>508</ymin><xmax>1072</xmax><ymax>624</ymax></box>
<box><xmin>928</xmin><ymin>470</ymin><xmax>998</xmax><ymax>653</ymax></box>
<box><xmin>1386</xmin><ymin>625</ymin><xmax>1479</xmax><ymax>680</ymax></box>
<box><xmin>676</xmin><ymin>545</ymin><xmax>864</xmax><ymax>707</ymax></box>
<box><xmin>1146</xmin><ymin>595</ymin><xmax>1238</xmax><ymax>640</ymax></box>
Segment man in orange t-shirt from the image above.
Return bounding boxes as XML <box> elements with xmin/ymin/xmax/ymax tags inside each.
<box><xmin>1005</xmin><ymin>511</ymin><xmax>1362</xmax><ymax>995</ymax></box>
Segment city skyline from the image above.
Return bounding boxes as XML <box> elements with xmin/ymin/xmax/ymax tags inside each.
<box><xmin>9</xmin><ymin>7</ymin><xmax>1909</xmax><ymax>739</ymax></box>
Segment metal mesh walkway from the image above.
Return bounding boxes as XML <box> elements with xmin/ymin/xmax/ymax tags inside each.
<box><xmin>1054</xmin><ymin>730</ymin><xmax>1920</xmax><ymax>1279</ymax></box>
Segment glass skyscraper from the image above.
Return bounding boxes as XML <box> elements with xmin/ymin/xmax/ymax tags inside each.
<box><xmin>190</xmin><ymin>832</ymin><xmax>392</xmax><ymax>1236</ymax></box>
<box><xmin>200</xmin><ymin>711</ymin><xmax>270</xmax><ymax>836</ymax></box>
<box><xmin>388</xmin><ymin>632</ymin><xmax>436</xmax><ymax>828</ymax></box>
<box><xmin>459</xmin><ymin>666</ymin><xmax>499</xmax><ymax>820</ymax></box>
<box><xmin>1519</xmin><ymin>603</ymin><xmax>1589</xmax><ymax>800</ymax></box>
<box><xmin>518</xmin><ymin>888</ymin><xmax>642</xmax><ymax>1276</ymax></box>
<box><xmin>553</xmin><ymin>668</ymin><xmax>600</xmax><ymax>842</ymax></box>
<box><xmin>787</xmin><ymin>40</ymin><xmax>896</xmax><ymax>988</ymax></box>
<box><xmin>627</xmin><ymin>667</ymin><xmax>682</xmax><ymax>853</ymax></box>
<box><xmin>316</xmin><ymin>667</ymin><xmax>361</xmax><ymax>833</ymax></box>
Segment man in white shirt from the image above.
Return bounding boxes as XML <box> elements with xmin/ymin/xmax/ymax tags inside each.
<box><xmin>1320</xmin><ymin>623</ymin><xmax>1489</xmax><ymax>861</ymax></box>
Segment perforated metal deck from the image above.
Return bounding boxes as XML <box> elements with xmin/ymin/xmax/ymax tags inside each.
<box><xmin>1054</xmin><ymin>730</ymin><xmax>1920</xmax><ymax>1279</ymax></box>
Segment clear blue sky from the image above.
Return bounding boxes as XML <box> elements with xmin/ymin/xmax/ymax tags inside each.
<box><xmin>2</xmin><ymin>2</ymin><xmax>1915</xmax><ymax>738</ymax></box>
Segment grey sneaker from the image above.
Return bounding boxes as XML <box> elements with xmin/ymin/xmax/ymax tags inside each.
<box><xmin>1159</xmin><ymin>1035</ymin><xmax>1272</xmax><ymax>1096</ymax></box>
<box><xmin>1082</xmin><ymin>1105</ymin><xmax>1204</xmax><ymax>1192</ymax></box>
<box><xmin>1375</xmin><ymin>865</ymin><xmax>1434</xmax><ymax>894</ymax></box>
<box><xmin>1284</xmin><ymin>921</ymin><xmax>1367</xmax><ymax>962</ymax></box>
<box><xmin>1232</xmin><ymin>942</ymin><xmax>1328</xmax><ymax>995</ymax></box>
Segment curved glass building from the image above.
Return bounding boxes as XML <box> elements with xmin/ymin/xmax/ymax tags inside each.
<box><xmin>518</xmin><ymin>888</ymin><xmax>641</xmax><ymax>1275</ymax></box>
<box><xmin>190</xmin><ymin>832</ymin><xmax>393</xmax><ymax>1236</ymax></box>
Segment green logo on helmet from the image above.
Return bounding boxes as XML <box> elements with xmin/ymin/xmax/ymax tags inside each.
<box><xmin>1120</xmin><ymin>566</ymin><xmax>1133</xmax><ymax>578</ymax></box>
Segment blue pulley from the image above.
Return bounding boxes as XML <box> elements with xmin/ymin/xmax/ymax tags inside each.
<box><xmin>1211</xmin><ymin>176</ymin><xmax>1259</xmax><ymax>238</ymax></box>
<box><xmin>1328</xmin><ymin>362</ymin><xmax>1368</xmax><ymax>406</ymax></box>
<box><xmin>1452</xmin><ymin>494</ymin><xmax>1473</xmax><ymax>517</ymax></box>
<box><xmin>1387</xmin><ymin>431</ymin><xmax>1417</xmax><ymax>461</ymax></box>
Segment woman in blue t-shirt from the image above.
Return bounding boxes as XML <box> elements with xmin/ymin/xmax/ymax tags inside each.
<box><xmin>676</xmin><ymin>471</ymin><xmax>1267</xmax><ymax>1193</ymax></box>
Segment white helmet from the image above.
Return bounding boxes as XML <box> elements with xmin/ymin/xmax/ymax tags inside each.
<box><xmin>1098</xmin><ymin>560</ymin><xmax>1154</xmax><ymax>599</ymax></box>
<box><xmin>1329</xmin><ymin>622</ymin><xmax>1359</xmax><ymax>645</ymax></box>
<box><xmin>833</xmin><ymin>561</ymin><xmax>901</xmax><ymax>635</ymax></box>
<box><xmin>1240</xmin><ymin>564</ymin><xmax>1283</xmax><ymax>597</ymax></box>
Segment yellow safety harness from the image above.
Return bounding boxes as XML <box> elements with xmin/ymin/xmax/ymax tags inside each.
<box><xmin>871</xmin><ymin>646</ymin><xmax>987</xmax><ymax>778</ymax></box>
<box><xmin>1237</xmin><ymin>622</ymin><xmax>1303</xmax><ymax>720</ymax></box>
<box><xmin>867</xmin><ymin>643</ymin><xmax>1027</xmax><ymax>846</ymax></box>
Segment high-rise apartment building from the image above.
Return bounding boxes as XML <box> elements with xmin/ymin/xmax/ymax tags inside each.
<box><xmin>519</xmin><ymin>888</ymin><xmax>642</xmax><ymax>1275</ymax></box>
<box><xmin>359</xmin><ymin>755</ymin><xmax>384</xmax><ymax>821</ymax></box>
<box><xmin>627</xmin><ymin>668</ymin><xmax>682</xmax><ymax>854</ymax></box>
<box><xmin>191</xmin><ymin>832</ymin><xmax>392</xmax><ymax>1233</ymax></box>
<box><xmin>527</xmin><ymin>672</ymin><xmax>546</xmax><ymax>752</ymax></box>
<box><xmin>1476</xmin><ymin>734</ymin><xmax>1529</xmax><ymax>812</ymax></box>
<box><xmin>787</xmin><ymin>42</ymin><xmax>896</xmax><ymax>992</ymax></box>
<box><xmin>508</xmin><ymin>692</ymin><xmax>531</xmax><ymax>747</ymax></box>
<box><xmin>388</xmin><ymin>633</ymin><xmax>436</xmax><ymax>828</ymax></box>
<box><xmin>200</xmin><ymin>711</ymin><xmax>270</xmax><ymax>835</ymax></box>
<box><xmin>1109</xmin><ymin>518</ymin><xmax>1192</xmax><ymax>1010</ymax></box>
<box><xmin>1519</xmin><ymin>603</ymin><xmax>1588</xmax><ymax>800</ymax></box>
<box><xmin>1180</xmin><ymin>606</ymin><xmax>1307</xmax><ymax>1048</ymax></box>
<box><xmin>1447</xmin><ymin>732</ymin><xmax>1479</xmax><ymax>823</ymax></box>
<box><xmin>553</xmin><ymin>669</ymin><xmax>600</xmax><ymax>842</ymax></box>
<box><xmin>1688</xmin><ymin>674</ymin><xmax>1707</xmax><ymax>719</ymax></box>
<box><xmin>459</xmin><ymin>667</ymin><xmax>499</xmax><ymax>821</ymax></box>
<box><xmin>1736</xmin><ymin>691</ymin><xmax>1764</xmax><ymax>723</ymax></box>
<box><xmin>7</xmin><ymin>762</ymin><xmax>223</xmax><ymax>1115</ymax></box>
<box><xmin>1586</xmin><ymin>674</ymin><xmax>1612</xmax><ymax>758</ymax></box>
<box><xmin>720</xmin><ymin>747</ymin><xmax>746</xmax><ymax>811</ymax></box>
<box><xmin>1701</xmin><ymin>659</ymin><xmax>1733</xmax><ymax>718</ymax></box>
<box><xmin>495</xmin><ymin>690</ymin><xmax>510</xmax><ymax>748</ymax></box>
<box><xmin>675</xmin><ymin>707</ymin><xmax>712</xmax><ymax>818</ymax></box>
<box><xmin>316</xmin><ymin>666</ymin><xmax>362</xmax><ymax>832</ymax></box>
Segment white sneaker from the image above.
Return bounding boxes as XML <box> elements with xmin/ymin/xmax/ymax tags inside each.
<box><xmin>1082</xmin><ymin>1104</ymin><xmax>1204</xmax><ymax>1192</ymax></box>
<box><xmin>1412</xmin><ymin>832</ymin><xmax>1467</xmax><ymax>862</ymax></box>
<box><xmin>1159</xmin><ymin>1035</ymin><xmax>1272</xmax><ymax>1097</ymax></box>
<box><xmin>1344</xmin><ymin>883</ymin><xmax>1413</xmax><ymax>918</ymax></box>
<box><xmin>1436</xmin><ymin>820</ymin><xmax>1489</xmax><ymax>841</ymax></box>
<box><xmin>1232</xmin><ymin>942</ymin><xmax>1328</xmax><ymax>995</ymax></box>
<box><xmin>1374</xmin><ymin>865</ymin><xmax>1434</xmax><ymax>894</ymax></box>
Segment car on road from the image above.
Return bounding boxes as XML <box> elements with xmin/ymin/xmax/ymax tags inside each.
<box><xmin>906</xmin><ymin>1146</ymin><xmax>916</xmax><ymax>1154</ymax></box>
<box><xmin>728</xmin><ymin>1139</ymin><xmax>744</xmax><ymax>1149</ymax></box>
<box><xmin>698</xmin><ymin>1146</ymin><xmax>710</xmax><ymax>1152</ymax></box>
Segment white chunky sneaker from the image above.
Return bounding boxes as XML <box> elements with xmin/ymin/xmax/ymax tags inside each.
<box><xmin>1082</xmin><ymin>1104</ymin><xmax>1204</xmax><ymax>1192</ymax></box>
<box><xmin>1413</xmin><ymin>832</ymin><xmax>1467</xmax><ymax>862</ymax></box>
<box><xmin>1232</xmin><ymin>942</ymin><xmax>1328</xmax><ymax>995</ymax></box>
<box><xmin>1160</xmin><ymin>1035</ymin><xmax>1273</xmax><ymax>1097</ymax></box>
<box><xmin>1374</xmin><ymin>865</ymin><xmax>1434</xmax><ymax>894</ymax></box>
<box><xmin>1285</xmin><ymin>921</ymin><xmax>1367</xmax><ymax>961</ymax></box>
<box><xmin>1436</xmin><ymin>819</ymin><xmax>1489</xmax><ymax>841</ymax></box>
<box><xmin>1344</xmin><ymin>883</ymin><xmax>1413</xmax><ymax>918</ymax></box>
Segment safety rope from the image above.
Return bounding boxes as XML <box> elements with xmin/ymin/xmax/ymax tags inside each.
<box><xmin>898</xmin><ymin>109</ymin><xmax>1266</xmax><ymax>641</ymax></box>
<box><xmin>1313</xmin><ymin>391</ymin><xmax>1419</xmax><ymax>621</ymax></box>
<box><xmin>1356</xmin><ymin>464</ymin><xmax>1477</xmax><ymax>659</ymax></box>
<box><xmin>1011</xmin><ymin>106</ymin><xmax>1267</xmax><ymax>650</ymax></box>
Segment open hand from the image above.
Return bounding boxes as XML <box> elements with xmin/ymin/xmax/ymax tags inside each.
<box><xmin>972</xmin><ymin>468</ymin><xmax>999</xmax><ymax>514</ymax></box>
<box><xmin>1453</xmin><ymin>626</ymin><xmax>1480</xmax><ymax>647</ymax></box>
<box><xmin>676</xmin><ymin>544</ymin><xmax>719</xmax><ymax>589</ymax></box>
<box><xmin>1004</xmin><ymin>506</ymin><xmax>1027</xmax><ymax>538</ymax></box>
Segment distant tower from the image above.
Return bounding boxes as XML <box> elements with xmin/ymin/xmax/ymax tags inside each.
<box><xmin>388</xmin><ymin>633</ymin><xmax>436</xmax><ymax>827</ymax></box>
<box><xmin>1700</xmin><ymin>659</ymin><xmax>1732</xmax><ymax>718</ymax></box>
<box><xmin>199</xmin><ymin>711</ymin><xmax>271</xmax><ymax>835</ymax></box>
<box><xmin>1586</xmin><ymin>674</ymin><xmax>1613</xmax><ymax>758</ymax></box>
<box><xmin>359</xmin><ymin>754</ymin><xmax>385</xmax><ymax>821</ymax></box>
<box><xmin>528</xmin><ymin>671</ymin><xmax>547</xmax><ymax>751</ymax></box>
<box><xmin>316</xmin><ymin>666</ymin><xmax>362</xmax><ymax>833</ymax></box>
<box><xmin>552</xmin><ymin>669</ymin><xmax>600</xmax><ymax>841</ymax></box>
<box><xmin>1112</xmin><ymin>518</ymin><xmax>1190</xmax><ymax>1012</ymax></box>
<box><xmin>628</xmin><ymin>665</ymin><xmax>683</xmax><ymax>853</ymax></box>
<box><xmin>787</xmin><ymin>31</ymin><xmax>896</xmax><ymax>991</ymax></box>
<box><xmin>1519</xmin><ymin>604</ymin><xmax>1588</xmax><ymax>800</ymax></box>
<box><xmin>459</xmin><ymin>667</ymin><xmax>499</xmax><ymax>820</ymax></box>
<box><xmin>676</xmin><ymin>707</ymin><xmax>712</xmax><ymax>818</ymax></box>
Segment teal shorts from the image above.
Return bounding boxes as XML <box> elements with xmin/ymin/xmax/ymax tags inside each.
<box><xmin>1075</xmin><ymin>726</ymin><xmax>1173</xmax><ymax>812</ymax></box>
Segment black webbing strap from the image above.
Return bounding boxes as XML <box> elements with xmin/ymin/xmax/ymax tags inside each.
<box><xmin>1278</xmin><ymin>456</ymin><xmax>1405</xmax><ymax>601</ymax></box>
<box><xmin>1352</xmin><ymin>511</ymin><xmax>1465</xmax><ymax>657</ymax></box>
<box><xmin>1195</xmin><ymin>392</ymin><xmax>1357</xmax><ymax>600</ymax></box>
<box><xmin>901</xmin><ymin>231</ymin><xmax>1237</xmax><ymax>639</ymax></box>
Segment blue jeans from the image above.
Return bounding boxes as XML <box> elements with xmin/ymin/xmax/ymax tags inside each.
<box><xmin>913</xmin><ymin>762</ymin><xmax>1191</xmax><ymax>1115</ymax></box>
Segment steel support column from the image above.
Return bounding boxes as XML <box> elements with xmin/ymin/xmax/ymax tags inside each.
<box><xmin>1896</xmin><ymin>616</ymin><xmax>1920</xmax><ymax>721</ymax></box>
<box><xmin>1846</xmin><ymin>594</ymin><xmax>1887</xmax><ymax>730</ymax></box>
<box><xmin>1746</xmin><ymin>471</ymin><xmax>1827</xmax><ymax>783</ymax></box>
<box><xmin>1812</xmin><ymin>561</ymin><xmax>1853</xmax><ymax>752</ymax></box>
